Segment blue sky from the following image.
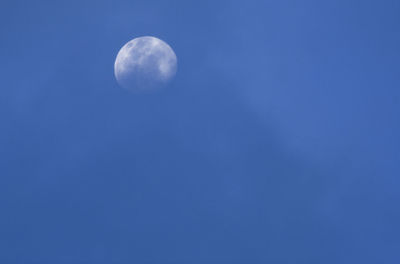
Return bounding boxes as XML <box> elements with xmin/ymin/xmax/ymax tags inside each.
<box><xmin>1</xmin><ymin>0</ymin><xmax>400</xmax><ymax>263</ymax></box>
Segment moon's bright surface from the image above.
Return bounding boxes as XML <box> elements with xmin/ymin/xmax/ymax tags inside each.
<box><xmin>114</xmin><ymin>36</ymin><xmax>177</xmax><ymax>92</ymax></box>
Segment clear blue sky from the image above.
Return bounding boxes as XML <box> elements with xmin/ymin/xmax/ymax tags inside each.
<box><xmin>1</xmin><ymin>0</ymin><xmax>399</xmax><ymax>263</ymax></box>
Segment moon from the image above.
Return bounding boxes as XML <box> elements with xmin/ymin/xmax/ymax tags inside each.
<box><xmin>114</xmin><ymin>36</ymin><xmax>177</xmax><ymax>92</ymax></box>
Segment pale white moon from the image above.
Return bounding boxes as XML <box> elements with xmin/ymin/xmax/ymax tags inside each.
<box><xmin>114</xmin><ymin>36</ymin><xmax>177</xmax><ymax>92</ymax></box>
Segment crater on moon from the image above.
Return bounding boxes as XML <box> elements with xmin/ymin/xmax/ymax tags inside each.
<box><xmin>114</xmin><ymin>36</ymin><xmax>177</xmax><ymax>92</ymax></box>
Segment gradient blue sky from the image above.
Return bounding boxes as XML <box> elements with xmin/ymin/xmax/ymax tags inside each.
<box><xmin>1</xmin><ymin>0</ymin><xmax>400</xmax><ymax>263</ymax></box>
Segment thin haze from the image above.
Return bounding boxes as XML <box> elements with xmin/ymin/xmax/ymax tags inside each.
<box><xmin>0</xmin><ymin>0</ymin><xmax>399</xmax><ymax>263</ymax></box>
